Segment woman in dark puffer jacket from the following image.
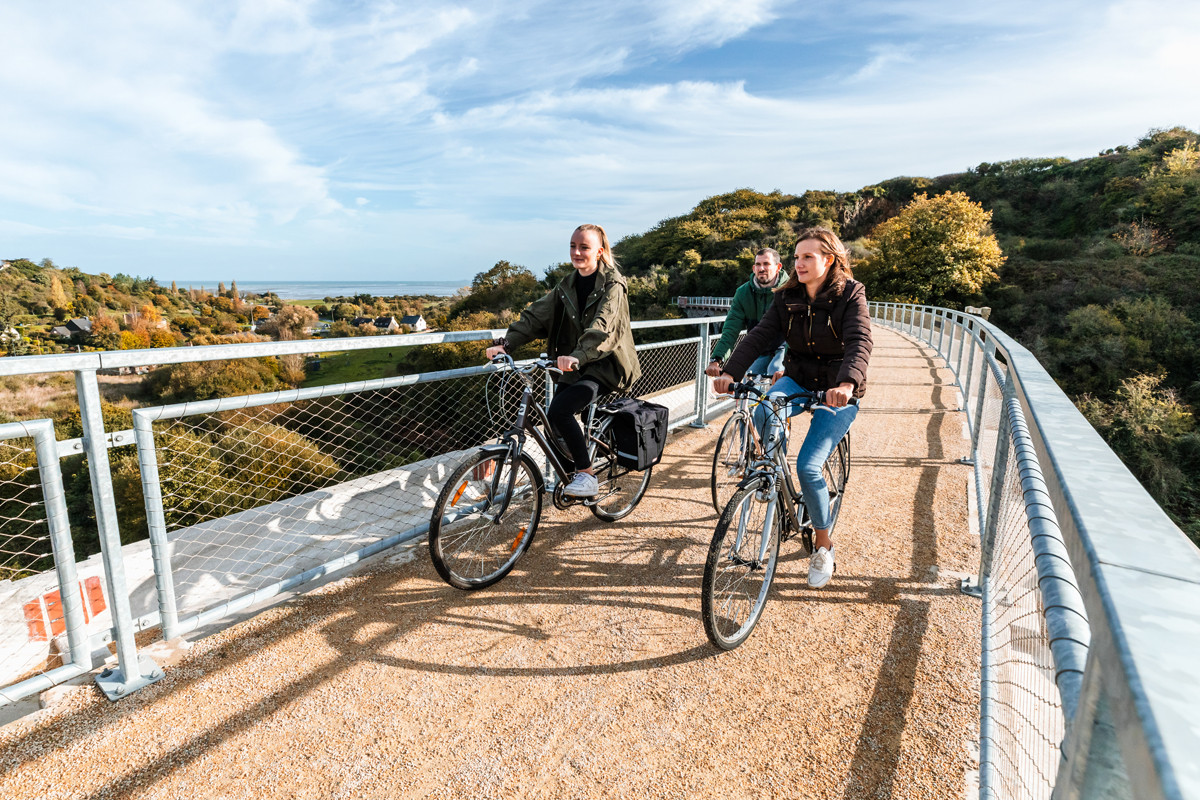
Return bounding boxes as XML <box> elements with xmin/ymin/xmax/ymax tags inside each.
<box><xmin>713</xmin><ymin>226</ymin><xmax>873</xmax><ymax>590</ymax></box>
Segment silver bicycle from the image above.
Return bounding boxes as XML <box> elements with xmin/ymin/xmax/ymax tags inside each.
<box><xmin>710</xmin><ymin>374</ymin><xmax>793</xmax><ymax>513</ymax></box>
<box><xmin>701</xmin><ymin>379</ymin><xmax>853</xmax><ymax>650</ymax></box>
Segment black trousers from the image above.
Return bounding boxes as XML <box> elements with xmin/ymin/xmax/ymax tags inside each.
<box><xmin>546</xmin><ymin>378</ymin><xmax>605</xmax><ymax>472</ymax></box>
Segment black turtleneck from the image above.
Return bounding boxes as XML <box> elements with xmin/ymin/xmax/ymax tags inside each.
<box><xmin>575</xmin><ymin>270</ymin><xmax>597</xmax><ymax>314</ymax></box>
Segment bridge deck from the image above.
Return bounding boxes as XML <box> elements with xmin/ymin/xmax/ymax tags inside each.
<box><xmin>0</xmin><ymin>327</ymin><xmax>981</xmax><ymax>800</ymax></box>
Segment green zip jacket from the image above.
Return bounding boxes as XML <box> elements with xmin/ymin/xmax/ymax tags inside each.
<box><xmin>503</xmin><ymin>263</ymin><xmax>642</xmax><ymax>393</ymax></box>
<box><xmin>711</xmin><ymin>270</ymin><xmax>789</xmax><ymax>363</ymax></box>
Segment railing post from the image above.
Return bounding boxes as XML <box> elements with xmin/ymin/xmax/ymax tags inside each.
<box><xmin>961</xmin><ymin>322</ymin><xmax>978</xmax><ymax>417</ymax></box>
<box><xmin>691</xmin><ymin>319</ymin><xmax>711</xmax><ymax>428</ymax></box>
<box><xmin>936</xmin><ymin>309</ymin><xmax>947</xmax><ymax>358</ymax></box>
<box><xmin>969</xmin><ymin>337</ymin><xmax>994</xmax><ymax>460</ymax></box>
<box><xmin>979</xmin><ymin>376</ymin><xmax>1013</xmax><ymax>581</ymax></box>
<box><xmin>944</xmin><ymin>312</ymin><xmax>956</xmax><ymax>368</ymax></box>
<box><xmin>76</xmin><ymin>369</ymin><xmax>163</xmax><ymax>700</ymax></box>
<box><xmin>132</xmin><ymin>410</ymin><xmax>180</xmax><ymax>639</ymax></box>
<box><xmin>954</xmin><ymin>315</ymin><xmax>968</xmax><ymax>382</ymax></box>
<box><xmin>33</xmin><ymin>420</ymin><xmax>92</xmax><ymax>671</ymax></box>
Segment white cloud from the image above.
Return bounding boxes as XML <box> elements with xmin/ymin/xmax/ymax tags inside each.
<box><xmin>652</xmin><ymin>0</ymin><xmax>782</xmax><ymax>49</ymax></box>
<box><xmin>847</xmin><ymin>45</ymin><xmax>917</xmax><ymax>83</ymax></box>
<box><xmin>1</xmin><ymin>0</ymin><xmax>1197</xmax><ymax>279</ymax></box>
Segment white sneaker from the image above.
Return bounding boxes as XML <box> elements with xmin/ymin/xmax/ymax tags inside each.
<box><xmin>563</xmin><ymin>472</ymin><xmax>599</xmax><ymax>498</ymax></box>
<box><xmin>808</xmin><ymin>546</ymin><xmax>835</xmax><ymax>588</ymax></box>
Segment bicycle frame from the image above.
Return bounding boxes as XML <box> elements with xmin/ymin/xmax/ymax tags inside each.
<box><xmin>486</xmin><ymin>358</ymin><xmax>600</xmax><ymax>522</ymax></box>
<box><xmin>727</xmin><ymin>383</ymin><xmax>837</xmax><ymax>560</ymax></box>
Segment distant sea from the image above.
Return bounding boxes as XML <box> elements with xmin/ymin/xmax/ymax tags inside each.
<box><xmin>171</xmin><ymin>280</ymin><xmax>470</xmax><ymax>300</ymax></box>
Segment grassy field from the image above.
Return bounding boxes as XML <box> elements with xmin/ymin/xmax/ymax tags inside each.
<box><xmin>301</xmin><ymin>347</ymin><xmax>415</xmax><ymax>387</ymax></box>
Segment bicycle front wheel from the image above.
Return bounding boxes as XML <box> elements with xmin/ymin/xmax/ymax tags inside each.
<box><xmin>587</xmin><ymin>417</ymin><xmax>653</xmax><ymax>522</ymax></box>
<box><xmin>711</xmin><ymin>412</ymin><xmax>754</xmax><ymax>514</ymax></box>
<box><xmin>429</xmin><ymin>449</ymin><xmax>543</xmax><ymax>590</ymax></box>
<box><xmin>701</xmin><ymin>482</ymin><xmax>782</xmax><ymax>650</ymax></box>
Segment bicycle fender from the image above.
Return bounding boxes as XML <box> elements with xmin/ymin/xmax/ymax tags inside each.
<box><xmin>477</xmin><ymin>443</ymin><xmax>511</xmax><ymax>458</ymax></box>
<box><xmin>736</xmin><ymin>469</ymin><xmax>773</xmax><ymax>492</ymax></box>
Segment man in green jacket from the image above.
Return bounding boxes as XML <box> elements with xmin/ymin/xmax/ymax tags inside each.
<box><xmin>705</xmin><ymin>247</ymin><xmax>788</xmax><ymax>380</ymax></box>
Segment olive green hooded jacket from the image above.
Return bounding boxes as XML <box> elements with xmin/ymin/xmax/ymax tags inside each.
<box><xmin>710</xmin><ymin>270</ymin><xmax>789</xmax><ymax>363</ymax></box>
<box><xmin>503</xmin><ymin>263</ymin><xmax>642</xmax><ymax>393</ymax></box>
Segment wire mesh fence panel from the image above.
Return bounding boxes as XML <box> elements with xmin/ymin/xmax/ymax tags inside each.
<box><xmin>1</xmin><ymin>437</ymin><xmax>52</xmax><ymax>582</ymax></box>
<box><xmin>149</xmin><ymin>368</ymin><xmax>548</xmax><ymax>622</ymax></box>
<box><xmin>0</xmin><ymin>424</ymin><xmax>87</xmax><ymax>698</ymax></box>
<box><xmin>973</xmin><ymin>354</ymin><xmax>1007</xmax><ymax>530</ymax></box>
<box><xmin>983</xmin><ymin>427</ymin><xmax>1064</xmax><ymax>800</ymax></box>
<box><xmin>629</xmin><ymin>337</ymin><xmax>701</xmax><ymax>425</ymax></box>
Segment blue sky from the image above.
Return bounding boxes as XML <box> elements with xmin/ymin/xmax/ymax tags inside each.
<box><xmin>1</xmin><ymin>1</ymin><xmax>1198</xmax><ymax>284</ymax></box>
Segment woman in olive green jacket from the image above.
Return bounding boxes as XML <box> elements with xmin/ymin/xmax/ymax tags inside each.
<box><xmin>486</xmin><ymin>224</ymin><xmax>640</xmax><ymax>498</ymax></box>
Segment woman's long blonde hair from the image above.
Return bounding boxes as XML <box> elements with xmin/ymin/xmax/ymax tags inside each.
<box><xmin>575</xmin><ymin>224</ymin><xmax>619</xmax><ymax>271</ymax></box>
<box><xmin>777</xmin><ymin>226</ymin><xmax>853</xmax><ymax>296</ymax></box>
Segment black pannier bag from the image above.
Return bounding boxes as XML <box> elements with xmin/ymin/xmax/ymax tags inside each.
<box><xmin>599</xmin><ymin>398</ymin><xmax>669</xmax><ymax>471</ymax></box>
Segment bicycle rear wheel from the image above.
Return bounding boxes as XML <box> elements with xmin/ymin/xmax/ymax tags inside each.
<box><xmin>711</xmin><ymin>412</ymin><xmax>754</xmax><ymax>514</ymax></box>
<box><xmin>587</xmin><ymin>417</ymin><xmax>653</xmax><ymax>522</ymax></box>
<box><xmin>429</xmin><ymin>449</ymin><xmax>542</xmax><ymax>590</ymax></box>
<box><xmin>701</xmin><ymin>482</ymin><xmax>782</xmax><ymax>650</ymax></box>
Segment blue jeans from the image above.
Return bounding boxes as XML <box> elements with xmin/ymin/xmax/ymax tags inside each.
<box><xmin>752</xmin><ymin>376</ymin><xmax>858</xmax><ymax>531</ymax></box>
<box><xmin>746</xmin><ymin>344</ymin><xmax>786</xmax><ymax>378</ymax></box>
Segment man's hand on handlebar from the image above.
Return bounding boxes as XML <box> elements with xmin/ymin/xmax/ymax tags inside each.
<box><xmin>824</xmin><ymin>382</ymin><xmax>855</xmax><ymax>408</ymax></box>
<box><xmin>485</xmin><ymin>344</ymin><xmax>507</xmax><ymax>360</ymax></box>
<box><xmin>557</xmin><ymin>355</ymin><xmax>579</xmax><ymax>372</ymax></box>
<box><xmin>712</xmin><ymin>373</ymin><xmax>736</xmax><ymax>395</ymax></box>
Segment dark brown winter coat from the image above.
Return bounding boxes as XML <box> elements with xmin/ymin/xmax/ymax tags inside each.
<box><xmin>723</xmin><ymin>278</ymin><xmax>872</xmax><ymax>398</ymax></box>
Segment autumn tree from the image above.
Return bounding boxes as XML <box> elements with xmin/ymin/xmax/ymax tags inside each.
<box><xmin>90</xmin><ymin>314</ymin><xmax>121</xmax><ymax>350</ymax></box>
<box><xmin>451</xmin><ymin>261</ymin><xmax>541</xmax><ymax>317</ymax></box>
<box><xmin>256</xmin><ymin>305</ymin><xmax>318</xmax><ymax>340</ymax></box>
<box><xmin>860</xmin><ymin>191</ymin><xmax>1005</xmax><ymax>306</ymax></box>
<box><xmin>48</xmin><ymin>275</ymin><xmax>71</xmax><ymax>313</ymax></box>
<box><xmin>333</xmin><ymin>302</ymin><xmax>360</xmax><ymax>321</ymax></box>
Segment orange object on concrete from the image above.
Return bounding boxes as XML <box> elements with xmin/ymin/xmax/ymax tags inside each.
<box><xmin>22</xmin><ymin>576</ymin><xmax>107</xmax><ymax>642</ymax></box>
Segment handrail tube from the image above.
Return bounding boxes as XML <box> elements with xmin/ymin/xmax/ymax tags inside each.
<box><xmin>0</xmin><ymin>316</ymin><xmax>727</xmax><ymax>378</ymax></box>
<box><xmin>875</xmin><ymin>301</ymin><xmax>1200</xmax><ymax>799</ymax></box>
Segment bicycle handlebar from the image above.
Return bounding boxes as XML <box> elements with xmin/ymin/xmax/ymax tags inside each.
<box><xmin>722</xmin><ymin>378</ymin><xmax>858</xmax><ymax>409</ymax></box>
<box><xmin>489</xmin><ymin>352</ymin><xmax>564</xmax><ymax>376</ymax></box>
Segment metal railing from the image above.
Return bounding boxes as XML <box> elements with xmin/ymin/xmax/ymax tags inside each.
<box><xmin>1</xmin><ymin>303</ymin><xmax>1197</xmax><ymax>800</ymax></box>
<box><xmin>0</xmin><ymin>316</ymin><xmax>728</xmax><ymax>703</ymax></box>
<box><xmin>871</xmin><ymin>302</ymin><xmax>1200</xmax><ymax>800</ymax></box>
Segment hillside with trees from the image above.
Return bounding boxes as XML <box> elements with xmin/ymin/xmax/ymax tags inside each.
<box><xmin>606</xmin><ymin>126</ymin><xmax>1200</xmax><ymax>542</ymax></box>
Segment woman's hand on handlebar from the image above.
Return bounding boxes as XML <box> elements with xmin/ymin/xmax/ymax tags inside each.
<box><xmin>557</xmin><ymin>355</ymin><xmax>579</xmax><ymax>372</ymax></box>
<box><xmin>824</xmin><ymin>382</ymin><xmax>855</xmax><ymax>408</ymax></box>
<box><xmin>704</xmin><ymin>360</ymin><xmax>723</xmax><ymax>378</ymax></box>
<box><xmin>485</xmin><ymin>344</ymin><xmax>507</xmax><ymax>360</ymax></box>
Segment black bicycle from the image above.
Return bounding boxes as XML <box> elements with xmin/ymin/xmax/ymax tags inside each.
<box><xmin>701</xmin><ymin>379</ymin><xmax>853</xmax><ymax>649</ymax></box>
<box><xmin>428</xmin><ymin>353</ymin><xmax>654</xmax><ymax>590</ymax></box>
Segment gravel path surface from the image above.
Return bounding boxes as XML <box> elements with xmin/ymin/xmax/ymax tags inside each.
<box><xmin>0</xmin><ymin>327</ymin><xmax>981</xmax><ymax>799</ymax></box>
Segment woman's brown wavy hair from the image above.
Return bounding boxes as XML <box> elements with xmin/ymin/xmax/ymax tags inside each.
<box><xmin>776</xmin><ymin>226</ymin><xmax>854</xmax><ymax>296</ymax></box>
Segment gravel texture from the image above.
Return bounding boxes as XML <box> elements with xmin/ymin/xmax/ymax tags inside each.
<box><xmin>0</xmin><ymin>327</ymin><xmax>980</xmax><ymax>799</ymax></box>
